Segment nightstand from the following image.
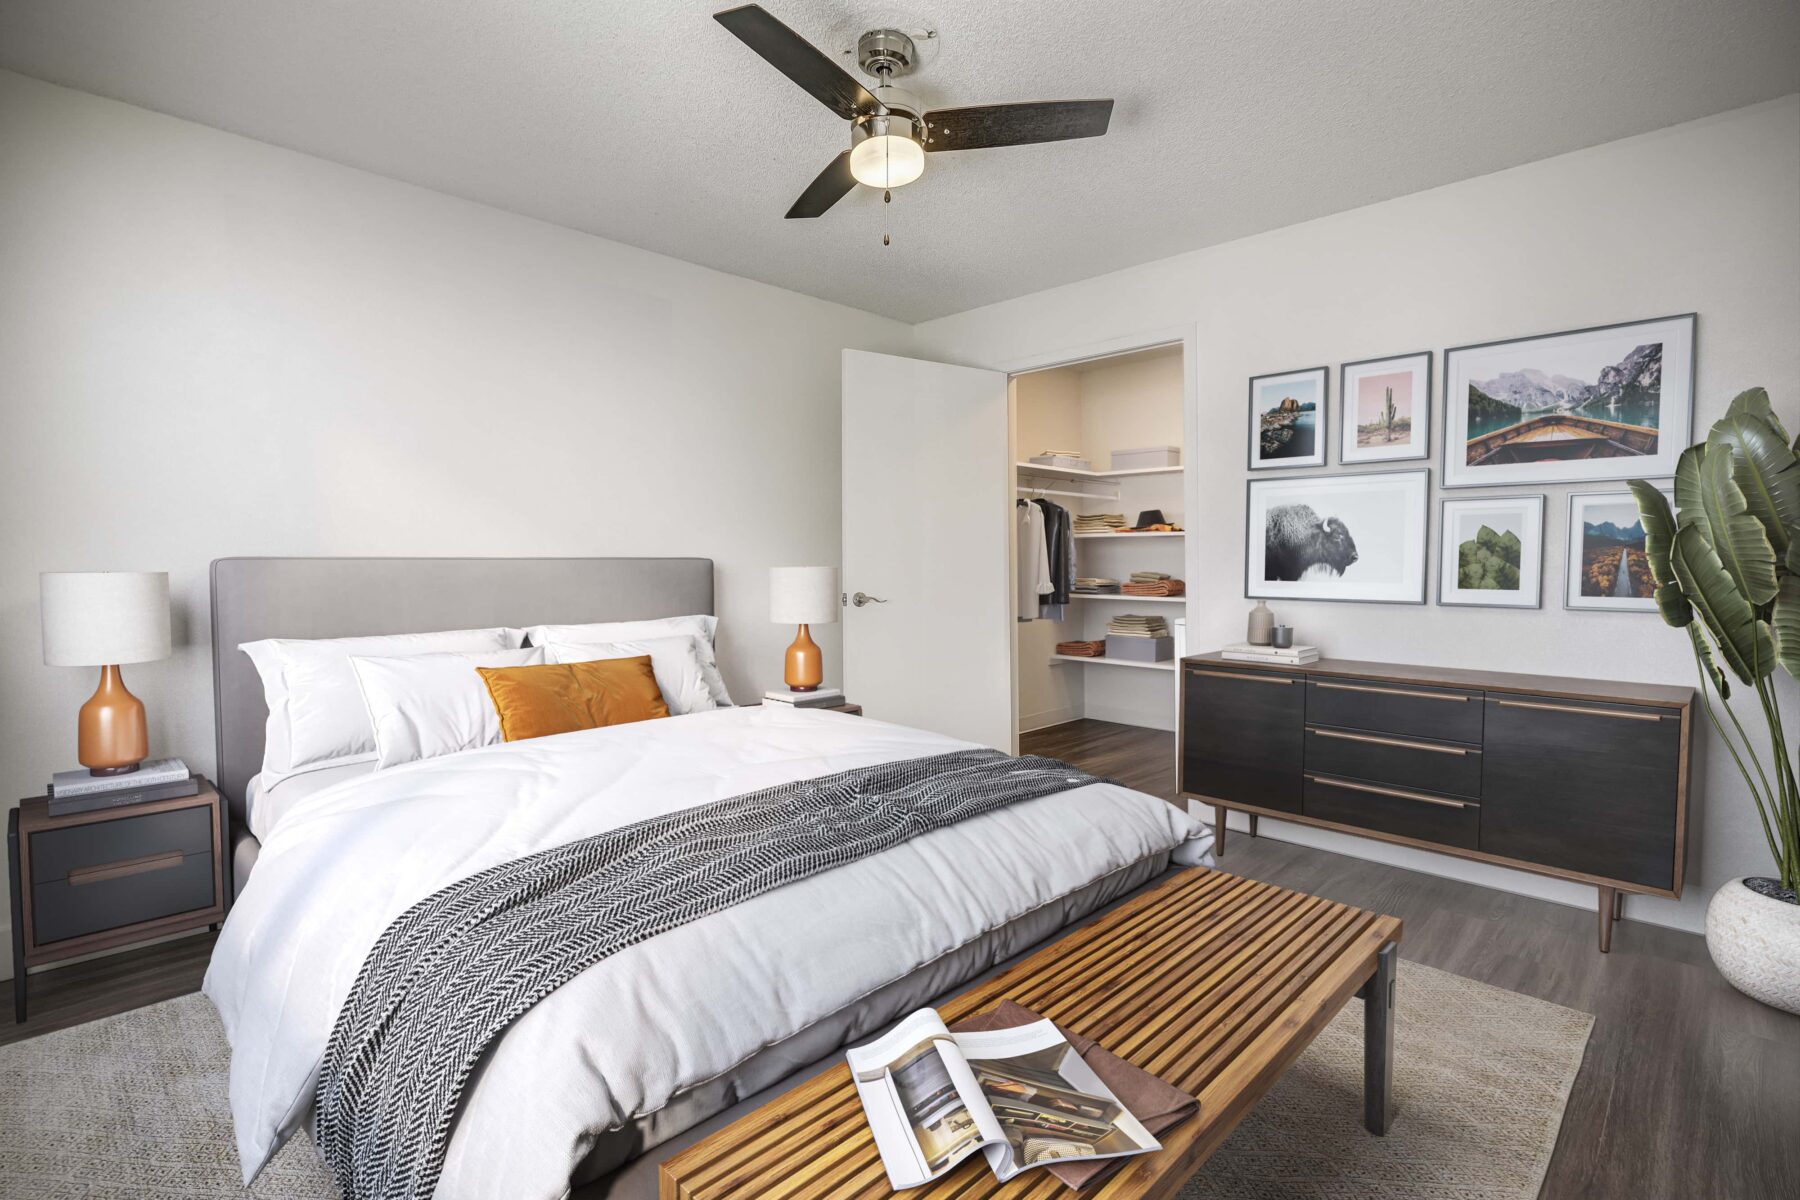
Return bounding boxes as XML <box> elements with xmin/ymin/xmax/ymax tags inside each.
<box><xmin>8</xmin><ymin>779</ymin><xmax>228</xmax><ymax>1022</ymax></box>
<box><xmin>823</xmin><ymin>702</ymin><xmax>863</xmax><ymax>715</ymax></box>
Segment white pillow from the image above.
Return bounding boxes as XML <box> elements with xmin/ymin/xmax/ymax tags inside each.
<box><xmin>544</xmin><ymin>635</ymin><xmax>717</xmax><ymax>716</ymax></box>
<box><xmin>241</xmin><ymin>626</ymin><xmax>517</xmax><ymax>782</ymax></box>
<box><xmin>351</xmin><ymin>647</ymin><xmax>544</xmax><ymax>769</ymax></box>
<box><xmin>524</xmin><ymin>615</ymin><xmax>731</xmax><ymax>705</ymax></box>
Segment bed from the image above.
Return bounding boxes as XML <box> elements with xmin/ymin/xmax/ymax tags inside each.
<box><xmin>203</xmin><ymin>557</ymin><xmax>1212</xmax><ymax>1198</ymax></box>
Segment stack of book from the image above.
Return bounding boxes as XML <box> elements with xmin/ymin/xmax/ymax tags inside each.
<box><xmin>1072</xmin><ymin>576</ymin><xmax>1121</xmax><ymax>595</ymax></box>
<box><xmin>763</xmin><ymin>687</ymin><xmax>845</xmax><ymax>709</ymax></box>
<box><xmin>1221</xmin><ymin>641</ymin><xmax>1320</xmax><ymax>666</ymax></box>
<box><xmin>48</xmin><ymin>757</ymin><xmax>197</xmax><ymax>817</ymax></box>
<box><xmin>1072</xmin><ymin>513</ymin><xmax>1127</xmax><ymax>534</ymax></box>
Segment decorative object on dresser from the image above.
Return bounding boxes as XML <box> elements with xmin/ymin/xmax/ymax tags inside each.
<box><xmin>48</xmin><ymin>757</ymin><xmax>198</xmax><ymax>817</ymax></box>
<box><xmin>1626</xmin><ymin>387</ymin><xmax>1800</xmax><ymax>1011</ymax></box>
<box><xmin>1180</xmin><ymin>653</ymin><xmax>1694</xmax><ymax>952</ymax></box>
<box><xmin>769</xmin><ymin>565</ymin><xmax>839</xmax><ymax>691</ymax></box>
<box><xmin>1246</xmin><ymin>600</ymin><xmax>1275</xmax><ymax>645</ymax></box>
<box><xmin>1441</xmin><ymin>313</ymin><xmax>1696</xmax><ymax>488</ymax></box>
<box><xmin>762</xmin><ymin>686</ymin><xmax>843</xmax><ymax>708</ymax></box>
<box><xmin>1437</xmin><ymin>494</ymin><xmax>1545</xmax><ymax>609</ymax></box>
<box><xmin>9</xmin><ymin>779</ymin><xmax>227</xmax><ymax>1021</ymax></box>
<box><xmin>1248</xmin><ymin>366</ymin><xmax>1328</xmax><ymax>469</ymax></box>
<box><xmin>1222</xmin><ymin>640</ymin><xmax>1319</xmax><ymax>666</ymax></box>
<box><xmin>1565</xmin><ymin>489</ymin><xmax>1669</xmax><ymax>611</ymax></box>
<box><xmin>39</xmin><ymin>571</ymin><xmax>172</xmax><ymax>775</ymax></box>
<box><xmin>1340</xmin><ymin>351</ymin><xmax>1432</xmax><ymax>464</ymax></box>
<box><xmin>1246</xmin><ymin>470</ymin><xmax>1430</xmax><ymax>604</ymax></box>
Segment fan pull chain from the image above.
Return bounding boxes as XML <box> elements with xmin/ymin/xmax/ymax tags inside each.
<box><xmin>883</xmin><ymin>188</ymin><xmax>891</xmax><ymax>247</ymax></box>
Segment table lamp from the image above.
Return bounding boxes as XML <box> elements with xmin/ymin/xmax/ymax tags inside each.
<box><xmin>769</xmin><ymin>566</ymin><xmax>839</xmax><ymax>691</ymax></box>
<box><xmin>41</xmin><ymin>571</ymin><xmax>171</xmax><ymax>775</ymax></box>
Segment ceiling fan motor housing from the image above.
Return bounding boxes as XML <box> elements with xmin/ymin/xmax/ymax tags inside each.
<box><xmin>856</xmin><ymin>28</ymin><xmax>917</xmax><ymax>80</ymax></box>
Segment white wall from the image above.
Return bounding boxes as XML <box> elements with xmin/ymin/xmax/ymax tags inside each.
<box><xmin>920</xmin><ymin>96</ymin><xmax>1800</xmax><ymax>933</ymax></box>
<box><xmin>1012</xmin><ymin>371</ymin><xmax>1085</xmax><ymax>732</ymax></box>
<box><xmin>0</xmin><ymin>70</ymin><xmax>912</xmax><ymax>969</ymax></box>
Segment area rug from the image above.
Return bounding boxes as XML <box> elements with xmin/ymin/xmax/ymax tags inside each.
<box><xmin>0</xmin><ymin>960</ymin><xmax>1591</xmax><ymax>1198</ymax></box>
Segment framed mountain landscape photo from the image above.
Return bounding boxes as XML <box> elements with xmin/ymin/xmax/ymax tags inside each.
<box><xmin>1564</xmin><ymin>489</ymin><xmax>1671</xmax><ymax>612</ymax></box>
<box><xmin>1441</xmin><ymin>314</ymin><xmax>1695</xmax><ymax>488</ymax></box>
<box><xmin>1248</xmin><ymin>366</ymin><xmax>1328</xmax><ymax>469</ymax></box>
<box><xmin>1341</xmin><ymin>351</ymin><xmax>1431</xmax><ymax>464</ymax></box>
<box><xmin>1437</xmin><ymin>495</ymin><xmax>1544</xmax><ymax>609</ymax></box>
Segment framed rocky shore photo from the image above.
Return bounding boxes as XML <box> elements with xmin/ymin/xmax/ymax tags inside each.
<box><xmin>1441</xmin><ymin>313</ymin><xmax>1695</xmax><ymax>488</ymax></box>
<box><xmin>1247</xmin><ymin>366</ymin><xmax>1328</xmax><ymax>469</ymax></box>
<box><xmin>1245</xmin><ymin>469</ymin><xmax>1429</xmax><ymax>604</ymax></box>
<box><xmin>1341</xmin><ymin>351</ymin><xmax>1431</xmax><ymax>464</ymax></box>
<box><xmin>1565</xmin><ymin>489</ymin><xmax>1670</xmax><ymax>612</ymax></box>
<box><xmin>1437</xmin><ymin>495</ymin><xmax>1544</xmax><ymax>609</ymax></box>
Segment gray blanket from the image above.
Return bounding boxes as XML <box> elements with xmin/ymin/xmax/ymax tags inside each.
<box><xmin>312</xmin><ymin>748</ymin><xmax>1101</xmax><ymax>1200</ymax></box>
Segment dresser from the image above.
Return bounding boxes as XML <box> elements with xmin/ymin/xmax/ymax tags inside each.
<box><xmin>1179</xmin><ymin>654</ymin><xmax>1694</xmax><ymax>951</ymax></box>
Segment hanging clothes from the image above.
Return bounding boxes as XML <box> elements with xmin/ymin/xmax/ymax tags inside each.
<box><xmin>1034</xmin><ymin>497</ymin><xmax>1073</xmax><ymax>622</ymax></box>
<box><xmin>1016</xmin><ymin>499</ymin><xmax>1053</xmax><ymax>621</ymax></box>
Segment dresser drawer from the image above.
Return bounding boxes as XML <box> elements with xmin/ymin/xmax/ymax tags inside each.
<box><xmin>1303</xmin><ymin>774</ymin><xmax>1479</xmax><ymax>850</ymax></box>
<box><xmin>1304</xmin><ymin>725</ymin><xmax>1481</xmax><ymax>798</ymax></box>
<box><xmin>29</xmin><ymin>805</ymin><xmax>213</xmax><ymax>883</ymax></box>
<box><xmin>31</xmin><ymin>851</ymin><xmax>215</xmax><ymax>945</ymax></box>
<box><xmin>1306</xmin><ymin>677</ymin><xmax>1483</xmax><ymax>743</ymax></box>
<box><xmin>1182</xmin><ymin>665</ymin><xmax>1305</xmax><ymax>814</ymax></box>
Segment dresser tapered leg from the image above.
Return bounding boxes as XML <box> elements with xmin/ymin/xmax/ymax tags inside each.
<box><xmin>1214</xmin><ymin>806</ymin><xmax>1228</xmax><ymax>856</ymax></box>
<box><xmin>1597</xmin><ymin>886</ymin><xmax>1616</xmax><ymax>953</ymax></box>
<box><xmin>1248</xmin><ymin>814</ymin><xmax>1260</xmax><ymax>838</ymax></box>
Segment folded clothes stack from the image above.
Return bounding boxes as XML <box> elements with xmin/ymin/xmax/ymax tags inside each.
<box><xmin>1055</xmin><ymin>640</ymin><xmax>1108</xmax><ymax>657</ymax></box>
<box><xmin>1106</xmin><ymin>614</ymin><xmax>1170</xmax><ymax>638</ymax></box>
<box><xmin>1073</xmin><ymin>576</ymin><xmax>1122</xmax><ymax>594</ymax></box>
<box><xmin>1122</xmin><ymin>573</ymin><xmax>1185</xmax><ymax>597</ymax></box>
<box><xmin>1073</xmin><ymin>513</ymin><xmax>1128</xmax><ymax>534</ymax></box>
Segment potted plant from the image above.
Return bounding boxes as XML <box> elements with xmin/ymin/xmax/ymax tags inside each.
<box><xmin>1631</xmin><ymin>388</ymin><xmax>1800</xmax><ymax>1012</ymax></box>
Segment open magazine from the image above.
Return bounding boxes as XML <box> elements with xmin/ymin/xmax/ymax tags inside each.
<box><xmin>848</xmin><ymin>1007</ymin><xmax>1160</xmax><ymax>1189</ymax></box>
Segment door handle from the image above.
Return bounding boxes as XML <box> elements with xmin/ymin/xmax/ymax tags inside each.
<box><xmin>848</xmin><ymin>592</ymin><xmax>888</xmax><ymax>608</ymax></box>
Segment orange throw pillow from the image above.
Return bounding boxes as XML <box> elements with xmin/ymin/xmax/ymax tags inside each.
<box><xmin>477</xmin><ymin>656</ymin><xmax>669</xmax><ymax>742</ymax></box>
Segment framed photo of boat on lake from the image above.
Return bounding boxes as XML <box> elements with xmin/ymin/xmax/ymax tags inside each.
<box><xmin>1248</xmin><ymin>366</ymin><xmax>1328</xmax><ymax>470</ymax></box>
<box><xmin>1441</xmin><ymin>314</ymin><xmax>1695</xmax><ymax>488</ymax></box>
<box><xmin>1341</xmin><ymin>351</ymin><xmax>1431</xmax><ymax>464</ymax></box>
<box><xmin>1437</xmin><ymin>495</ymin><xmax>1544</xmax><ymax>609</ymax></box>
<box><xmin>1564</xmin><ymin>489</ymin><xmax>1671</xmax><ymax>612</ymax></box>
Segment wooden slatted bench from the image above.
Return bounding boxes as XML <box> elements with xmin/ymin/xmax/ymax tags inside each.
<box><xmin>660</xmin><ymin>868</ymin><xmax>1403</xmax><ymax>1199</ymax></box>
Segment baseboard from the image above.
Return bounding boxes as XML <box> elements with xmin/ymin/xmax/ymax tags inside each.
<box><xmin>1081</xmin><ymin>702</ymin><xmax>1177</xmax><ymax>732</ymax></box>
<box><xmin>1017</xmin><ymin>704</ymin><xmax>1077</xmax><ymax>734</ymax></box>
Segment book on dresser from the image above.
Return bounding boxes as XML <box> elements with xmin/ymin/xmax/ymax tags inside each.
<box><xmin>47</xmin><ymin>773</ymin><xmax>201</xmax><ymax>817</ymax></box>
<box><xmin>1220</xmin><ymin>642</ymin><xmax>1319</xmax><ymax>665</ymax></box>
<box><xmin>763</xmin><ymin>687</ymin><xmax>845</xmax><ymax>708</ymax></box>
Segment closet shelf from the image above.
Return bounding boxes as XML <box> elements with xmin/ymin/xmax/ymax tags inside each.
<box><xmin>1049</xmin><ymin>654</ymin><xmax>1178</xmax><ymax>672</ymax></box>
<box><xmin>1074</xmin><ymin>531</ymin><xmax>1184</xmax><ymax>539</ymax></box>
<box><xmin>1016</xmin><ymin>462</ymin><xmax>1182</xmax><ymax>487</ymax></box>
<box><xmin>1071</xmin><ymin>594</ymin><xmax>1187</xmax><ymax>603</ymax></box>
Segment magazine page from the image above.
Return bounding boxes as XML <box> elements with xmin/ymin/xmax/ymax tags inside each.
<box><xmin>846</xmin><ymin>1008</ymin><xmax>1005</xmax><ymax>1189</ymax></box>
<box><xmin>951</xmin><ymin>1019</ymin><xmax>1162</xmax><ymax>1182</ymax></box>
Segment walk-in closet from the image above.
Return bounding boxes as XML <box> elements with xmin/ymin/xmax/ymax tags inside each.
<box><xmin>1012</xmin><ymin>343</ymin><xmax>1187</xmax><ymax>737</ymax></box>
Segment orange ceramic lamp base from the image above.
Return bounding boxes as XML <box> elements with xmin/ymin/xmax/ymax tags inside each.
<box><xmin>784</xmin><ymin>624</ymin><xmax>823</xmax><ymax>692</ymax></box>
<box><xmin>78</xmin><ymin>664</ymin><xmax>149</xmax><ymax>775</ymax></box>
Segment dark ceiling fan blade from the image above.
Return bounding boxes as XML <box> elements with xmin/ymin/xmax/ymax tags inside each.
<box><xmin>714</xmin><ymin>5</ymin><xmax>875</xmax><ymax>121</ymax></box>
<box><xmin>786</xmin><ymin>150</ymin><xmax>857</xmax><ymax>219</ymax></box>
<box><xmin>924</xmin><ymin>99</ymin><xmax>1114</xmax><ymax>152</ymax></box>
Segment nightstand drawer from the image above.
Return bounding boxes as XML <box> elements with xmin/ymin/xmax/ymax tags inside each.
<box><xmin>29</xmin><ymin>806</ymin><xmax>212</xmax><ymax>883</ymax></box>
<box><xmin>31</xmin><ymin>850</ymin><xmax>215</xmax><ymax>944</ymax></box>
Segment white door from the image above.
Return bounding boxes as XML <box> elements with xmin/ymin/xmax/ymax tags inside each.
<box><xmin>842</xmin><ymin>350</ymin><xmax>1012</xmax><ymax>748</ymax></box>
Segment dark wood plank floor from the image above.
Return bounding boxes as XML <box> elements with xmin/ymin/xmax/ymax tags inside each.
<box><xmin>7</xmin><ymin>720</ymin><xmax>1796</xmax><ymax>1199</ymax></box>
<box><xmin>1026</xmin><ymin>718</ymin><xmax>1800</xmax><ymax>1200</ymax></box>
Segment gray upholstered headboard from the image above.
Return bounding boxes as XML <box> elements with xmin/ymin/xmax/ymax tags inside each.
<box><xmin>210</xmin><ymin>557</ymin><xmax>715</xmax><ymax>822</ymax></box>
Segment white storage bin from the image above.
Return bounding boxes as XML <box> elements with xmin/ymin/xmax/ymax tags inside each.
<box><xmin>1111</xmin><ymin>445</ymin><xmax>1181</xmax><ymax>470</ymax></box>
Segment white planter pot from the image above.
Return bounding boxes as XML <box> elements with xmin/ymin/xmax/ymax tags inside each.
<box><xmin>1705</xmin><ymin>877</ymin><xmax>1800</xmax><ymax>1014</ymax></box>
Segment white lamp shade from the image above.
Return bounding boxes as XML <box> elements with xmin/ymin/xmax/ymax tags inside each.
<box><xmin>769</xmin><ymin>566</ymin><xmax>840</xmax><ymax>626</ymax></box>
<box><xmin>41</xmin><ymin>572</ymin><xmax>171</xmax><ymax>666</ymax></box>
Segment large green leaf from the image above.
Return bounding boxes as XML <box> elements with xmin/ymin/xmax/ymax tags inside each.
<box><xmin>1670</xmin><ymin>522</ymin><xmax>1774</xmax><ymax>685</ymax></box>
<box><xmin>1629</xmin><ymin>481</ymin><xmax>1690</xmax><ymax>627</ymax></box>
<box><xmin>1774</xmin><ymin>574</ymin><xmax>1800</xmax><ymax>679</ymax></box>
<box><xmin>1709</xmin><ymin>389</ymin><xmax>1800</xmax><ymax>557</ymax></box>
<box><xmin>1673</xmin><ymin>443</ymin><xmax>1709</xmax><ymax>535</ymax></box>
<box><xmin>1689</xmin><ymin>622</ymin><xmax>1730</xmax><ymax>699</ymax></box>
<box><xmin>1699</xmin><ymin>440</ymin><xmax>1778</xmax><ymax>606</ymax></box>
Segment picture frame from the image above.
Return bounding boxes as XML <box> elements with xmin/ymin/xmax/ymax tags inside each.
<box><xmin>1340</xmin><ymin>351</ymin><xmax>1431</xmax><ymax>464</ymax></box>
<box><xmin>1245</xmin><ymin>469</ymin><xmax>1430</xmax><ymax>604</ymax></box>
<box><xmin>1565</xmin><ymin>488</ymin><xmax>1671</xmax><ymax>612</ymax></box>
<box><xmin>1247</xmin><ymin>366</ymin><xmax>1329</xmax><ymax>470</ymax></box>
<box><xmin>1437</xmin><ymin>494</ymin><xmax>1545</xmax><ymax>609</ymax></box>
<box><xmin>1441</xmin><ymin>313</ymin><xmax>1696</xmax><ymax>488</ymax></box>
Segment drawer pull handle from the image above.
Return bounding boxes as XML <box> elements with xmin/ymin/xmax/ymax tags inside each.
<box><xmin>66</xmin><ymin>851</ymin><xmax>185</xmax><ymax>887</ymax></box>
<box><xmin>1307</xmin><ymin>727</ymin><xmax>1474</xmax><ymax>756</ymax></box>
<box><xmin>1314</xmin><ymin>681</ymin><xmax>1469</xmax><ymax>703</ymax></box>
<box><xmin>1188</xmin><ymin>669</ymin><xmax>1295</xmax><ymax>685</ymax></box>
<box><xmin>1305</xmin><ymin>774</ymin><xmax>1470</xmax><ymax>809</ymax></box>
<box><xmin>1495</xmin><ymin>698</ymin><xmax>1668</xmax><ymax>722</ymax></box>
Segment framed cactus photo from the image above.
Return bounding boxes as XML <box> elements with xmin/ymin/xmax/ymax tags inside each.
<box><xmin>1341</xmin><ymin>351</ymin><xmax>1432</xmax><ymax>464</ymax></box>
<box><xmin>1438</xmin><ymin>494</ymin><xmax>1545</xmax><ymax>608</ymax></box>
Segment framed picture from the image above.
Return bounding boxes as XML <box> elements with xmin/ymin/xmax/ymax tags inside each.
<box><xmin>1442</xmin><ymin>313</ymin><xmax>1696</xmax><ymax>488</ymax></box>
<box><xmin>1341</xmin><ymin>351</ymin><xmax>1431</xmax><ymax>464</ymax></box>
<box><xmin>1565</xmin><ymin>489</ymin><xmax>1670</xmax><ymax>611</ymax></box>
<box><xmin>1248</xmin><ymin>366</ymin><xmax>1328</xmax><ymax>469</ymax></box>
<box><xmin>1246</xmin><ymin>469</ymin><xmax>1430</xmax><ymax>604</ymax></box>
<box><xmin>1437</xmin><ymin>495</ymin><xmax>1545</xmax><ymax>608</ymax></box>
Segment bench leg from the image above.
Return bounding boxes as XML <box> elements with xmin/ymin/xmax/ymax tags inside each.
<box><xmin>1362</xmin><ymin>942</ymin><xmax>1396</xmax><ymax>1135</ymax></box>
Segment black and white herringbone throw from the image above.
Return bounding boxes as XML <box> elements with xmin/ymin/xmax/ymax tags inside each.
<box><xmin>312</xmin><ymin>748</ymin><xmax>1101</xmax><ymax>1199</ymax></box>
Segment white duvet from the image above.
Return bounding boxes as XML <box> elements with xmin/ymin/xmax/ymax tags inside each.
<box><xmin>205</xmin><ymin>705</ymin><xmax>1211</xmax><ymax>1198</ymax></box>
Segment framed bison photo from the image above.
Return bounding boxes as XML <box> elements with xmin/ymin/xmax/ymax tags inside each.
<box><xmin>1248</xmin><ymin>366</ymin><xmax>1328</xmax><ymax>469</ymax></box>
<box><xmin>1437</xmin><ymin>494</ymin><xmax>1545</xmax><ymax>609</ymax></box>
<box><xmin>1564</xmin><ymin>488</ymin><xmax>1671</xmax><ymax>612</ymax></box>
<box><xmin>1246</xmin><ymin>469</ymin><xmax>1429</xmax><ymax>603</ymax></box>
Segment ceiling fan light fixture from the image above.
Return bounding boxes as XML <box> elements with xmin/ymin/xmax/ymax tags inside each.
<box><xmin>849</xmin><ymin>130</ymin><xmax>924</xmax><ymax>188</ymax></box>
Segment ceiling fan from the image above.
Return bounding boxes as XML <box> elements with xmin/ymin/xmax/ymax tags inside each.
<box><xmin>713</xmin><ymin>4</ymin><xmax>1114</xmax><ymax>220</ymax></box>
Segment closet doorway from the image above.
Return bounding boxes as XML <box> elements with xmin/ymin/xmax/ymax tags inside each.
<box><xmin>1012</xmin><ymin>341</ymin><xmax>1189</xmax><ymax>745</ymax></box>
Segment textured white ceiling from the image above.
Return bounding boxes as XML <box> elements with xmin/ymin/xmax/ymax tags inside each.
<box><xmin>2</xmin><ymin>1</ymin><xmax>1795</xmax><ymax>322</ymax></box>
